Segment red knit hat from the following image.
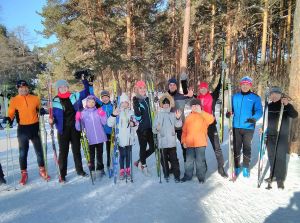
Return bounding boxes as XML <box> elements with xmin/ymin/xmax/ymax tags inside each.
<box><xmin>198</xmin><ymin>82</ymin><xmax>209</xmax><ymax>90</ymax></box>
<box><xmin>135</xmin><ymin>80</ymin><xmax>146</xmax><ymax>88</ymax></box>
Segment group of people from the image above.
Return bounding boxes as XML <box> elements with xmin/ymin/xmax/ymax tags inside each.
<box><xmin>0</xmin><ymin>74</ymin><xmax>298</xmax><ymax>190</ymax></box>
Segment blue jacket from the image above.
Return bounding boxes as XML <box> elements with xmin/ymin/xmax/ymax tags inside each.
<box><xmin>52</xmin><ymin>80</ymin><xmax>90</xmax><ymax>134</ymax></box>
<box><xmin>96</xmin><ymin>100</ymin><xmax>113</xmax><ymax>135</ymax></box>
<box><xmin>232</xmin><ymin>91</ymin><xmax>263</xmax><ymax>130</ymax></box>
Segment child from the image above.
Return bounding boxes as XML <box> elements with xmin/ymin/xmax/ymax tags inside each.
<box><xmin>96</xmin><ymin>90</ymin><xmax>114</xmax><ymax>171</ymax></box>
<box><xmin>133</xmin><ymin>81</ymin><xmax>155</xmax><ymax>175</ymax></box>
<box><xmin>265</xmin><ymin>86</ymin><xmax>298</xmax><ymax>189</ymax></box>
<box><xmin>0</xmin><ymin>163</ymin><xmax>6</xmax><ymax>185</ymax></box>
<box><xmin>181</xmin><ymin>98</ymin><xmax>214</xmax><ymax>183</ymax></box>
<box><xmin>107</xmin><ymin>93</ymin><xmax>137</xmax><ymax>180</ymax></box>
<box><xmin>153</xmin><ymin>93</ymin><xmax>182</xmax><ymax>183</ymax></box>
<box><xmin>75</xmin><ymin>95</ymin><xmax>107</xmax><ymax>180</ymax></box>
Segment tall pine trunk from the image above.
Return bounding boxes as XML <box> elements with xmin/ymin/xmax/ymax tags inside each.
<box><xmin>288</xmin><ymin>0</ymin><xmax>300</xmax><ymax>154</ymax></box>
<box><xmin>180</xmin><ymin>0</ymin><xmax>191</xmax><ymax>75</ymax></box>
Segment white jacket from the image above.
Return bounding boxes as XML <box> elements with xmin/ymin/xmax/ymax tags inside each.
<box><xmin>107</xmin><ymin>108</ymin><xmax>137</xmax><ymax>147</ymax></box>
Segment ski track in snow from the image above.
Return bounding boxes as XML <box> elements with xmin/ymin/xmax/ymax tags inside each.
<box><xmin>0</xmin><ymin>115</ymin><xmax>299</xmax><ymax>223</ymax></box>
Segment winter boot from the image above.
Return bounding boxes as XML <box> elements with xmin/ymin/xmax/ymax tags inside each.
<box><xmin>39</xmin><ymin>167</ymin><xmax>50</xmax><ymax>181</ymax></box>
<box><xmin>119</xmin><ymin>169</ymin><xmax>125</xmax><ymax>180</ymax></box>
<box><xmin>77</xmin><ymin>171</ymin><xmax>88</xmax><ymax>177</ymax></box>
<box><xmin>0</xmin><ymin>176</ymin><xmax>6</xmax><ymax>185</ymax></box>
<box><xmin>174</xmin><ymin>177</ymin><xmax>180</xmax><ymax>183</ymax></box>
<box><xmin>242</xmin><ymin>167</ymin><xmax>250</xmax><ymax>178</ymax></box>
<box><xmin>134</xmin><ymin>160</ymin><xmax>140</xmax><ymax>168</ymax></box>
<box><xmin>19</xmin><ymin>170</ymin><xmax>28</xmax><ymax>185</ymax></box>
<box><xmin>59</xmin><ymin>175</ymin><xmax>66</xmax><ymax>184</ymax></box>
<box><xmin>198</xmin><ymin>178</ymin><xmax>205</xmax><ymax>184</ymax></box>
<box><xmin>125</xmin><ymin>168</ymin><xmax>131</xmax><ymax>180</ymax></box>
<box><xmin>235</xmin><ymin>167</ymin><xmax>241</xmax><ymax>177</ymax></box>
<box><xmin>180</xmin><ymin>175</ymin><xmax>191</xmax><ymax>183</ymax></box>
<box><xmin>218</xmin><ymin>166</ymin><xmax>228</xmax><ymax>178</ymax></box>
<box><xmin>277</xmin><ymin>180</ymin><xmax>284</xmax><ymax>190</ymax></box>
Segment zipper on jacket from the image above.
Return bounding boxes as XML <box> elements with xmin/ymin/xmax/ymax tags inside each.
<box><xmin>91</xmin><ymin>111</ymin><xmax>99</xmax><ymax>142</ymax></box>
<box><xmin>238</xmin><ymin>95</ymin><xmax>244</xmax><ymax>127</ymax></box>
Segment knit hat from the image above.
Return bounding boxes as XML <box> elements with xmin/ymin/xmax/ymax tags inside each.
<box><xmin>270</xmin><ymin>86</ymin><xmax>282</xmax><ymax>94</ymax></box>
<box><xmin>16</xmin><ymin>80</ymin><xmax>29</xmax><ymax>88</ymax></box>
<box><xmin>101</xmin><ymin>90</ymin><xmax>110</xmax><ymax>98</ymax></box>
<box><xmin>55</xmin><ymin>80</ymin><xmax>69</xmax><ymax>89</ymax></box>
<box><xmin>198</xmin><ymin>82</ymin><xmax>209</xmax><ymax>90</ymax></box>
<box><xmin>120</xmin><ymin>93</ymin><xmax>129</xmax><ymax>104</ymax></box>
<box><xmin>86</xmin><ymin>95</ymin><xmax>96</xmax><ymax>101</ymax></box>
<box><xmin>189</xmin><ymin>98</ymin><xmax>201</xmax><ymax>106</ymax></box>
<box><xmin>135</xmin><ymin>80</ymin><xmax>146</xmax><ymax>88</ymax></box>
<box><xmin>159</xmin><ymin>93</ymin><xmax>175</xmax><ymax>108</ymax></box>
<box><xmin>240</xmin><ymin>76</ymin><xmax>253</xmax><ymax>86</ymax></box>
<box><xmin>168</xmin><ymin>77</ymin><xmax>177</xmax><ymax>85</ymax></box>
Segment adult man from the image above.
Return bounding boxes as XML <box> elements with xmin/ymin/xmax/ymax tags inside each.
<box><xmin>3</xmin><ymin>80</ymin><xmax>49</xmax><ymax>185</ymax></box>
<box><xmin>227</xmin><ymin>76</ymin><xmax>263</xmax><ymax>178</ymax></box>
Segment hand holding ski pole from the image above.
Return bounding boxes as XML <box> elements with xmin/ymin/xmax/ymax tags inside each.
<box><xmin>112</xmin><ymin>107</ymin><xmax>120</xmax><ymax>116</ymax></box>
<box><xmin>175</xmin><ymin>110</ymin><xmax>182</xmax><ymax>119</ymax></box>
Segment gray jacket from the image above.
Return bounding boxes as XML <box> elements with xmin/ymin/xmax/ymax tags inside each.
<box><xmin>153</xmin><ymin>108</ymin><xmax>182</xmax><ymax>149</ymax></box>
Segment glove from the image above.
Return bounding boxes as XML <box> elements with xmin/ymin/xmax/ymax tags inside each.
<box><xmin>97</xmin><ymin>108</ymin><xmax>106</xmax><ymax>117</ymax></box>
<box><xmin>39</xmin><ymin>107</ymin><xmax>47</xmax><ymax>116</ymax></box>
<box><xmin>75</xmin><ymin>111</ymin><xmax>81</xmax><ymax>121</ymax></box>
<box><xmin>246</xmin><ymin>118</ymin><xmax>256</xmax><ymax>124</ymax></box>
<box><xmin>2</xmin><ymin>117</ymin><xmax>11</xmax><ymax>124</ymax></box>
<box><xmin>225</xmin><ymin>112</ymin><xmax>232</xmax><ymax>118</ymax></box>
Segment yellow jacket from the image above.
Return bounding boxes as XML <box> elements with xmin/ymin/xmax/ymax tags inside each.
<box><xmin>8</xmin><ymin>94</ymin><xmax>40</xmax><ymax>125</ymax></box>
<box><xmin>182</xmin><ymin>111</ymin><xmax>214</xmax><ymax>148</ymax></box>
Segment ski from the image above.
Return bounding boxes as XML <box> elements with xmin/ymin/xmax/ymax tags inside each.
<box><xmin>227</xmin><ymin>78</ymin><xmax>236</xmax><ymax>182</ymax></box>
<box><xmin>219</xmin><ymin>43</ymin><xmax>226</xmax><ymax>144</ymax></box>
<box><xmin>146</xmin><ymin>79</ymin><xmax>160</xmax><ymax>180</ymax></box>
<box><xmin>257</xmin><ymin>86</ymin><xmax>269</xmax><ymax>188</ymax></box>
<box><xmin>266</xmin><ymin>102</ymin><xmax>284</xmax><ymax>190</ymax></box>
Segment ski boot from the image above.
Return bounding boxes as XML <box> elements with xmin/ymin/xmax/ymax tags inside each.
<box><xmin>198</xmin><ymin>178</ymin><xmax>205</xmax><ymax>184</ymax></box>
<box><xmin>39</xmin><ymin>167</ymin><xmax>50</xmax><ymax>181</ymax></box>
<box><xmin>141</xmin><ymin>164</ymin><xmax>150</xmax><ymax>176</ymax></box>
<box><xmin>242</xmin><ymin>167</ymin><xmax>250</xmax><ymax>178</ymax></box>
<box><xmin>125</xmin><ymin>168</ymin><xmax>131</xmax><ymax>181</ymax></box>
<box><xmin>235</xmin><ymin>167</ymin><xmax>241</xmax><ymax>177</ymax></box>
<box><xmin>174</xmin><ymin>177</ymin><xmax>180</xmax><ymax>183</ymax></box>
<box><xmin>59</xmin><ymin>175</ymin><xmax>66</xmax><ymax>184</ymax></box>
<box><xmin>119</xmin><ymin>169</ymin><xmax>125</xmax><ymax>180</ymax></box>
<box><xmin>277</xmin><ymin>180</ymin><xmax>284</xmax><ymax>190</ymax></box>
<box><xmin>19</xmin><ymin>170</ymin><xmax>28</xmax><ymax>185</ymax></box>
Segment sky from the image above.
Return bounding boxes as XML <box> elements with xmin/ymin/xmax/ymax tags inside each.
<box><xmin>0</xmin><ymin>0</ymin><xmax>57</xmax><ymax>49</ymax></box>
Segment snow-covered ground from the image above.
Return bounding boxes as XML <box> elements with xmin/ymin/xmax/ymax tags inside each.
<box><xmin>0</xmin><ymin>116</ymin><xmax>299</xmax><ymax>223</ymax></box>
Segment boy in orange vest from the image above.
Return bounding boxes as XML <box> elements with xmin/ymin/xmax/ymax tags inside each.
<box><xmin>181</xmin><ymin>98</ymin><xmax>214</xmax><ymax>183</ymax></box>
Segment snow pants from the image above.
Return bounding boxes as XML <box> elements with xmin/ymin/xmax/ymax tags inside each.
<box><xmin>233</xmin><ymin>128</ymin><xmax>254</xmax><ymax>168</ymax></box>
<box><xmin>184</xmin><ymin>147</ymin><xmax>207</xmax><ymax>180</ymax></box>
<box><xmin>105</xmin><ymin>134</ymin><xmax>111</xmax><ymax>168</ymax></box>
<box><xmin>57</xmin><ymin>127</ymin><xmax>84</xmax><ymax>178</ymax></box>
<box><xmin>137</xmin><ymin>128</ymin><xmax>155</xmax><ymax>165</ymax></box>
<box><xmin>17</xmin><ymin>123</ymin><xmax>45</xmax><ymax>170</ymax></box>
<box><xmin>160</xmin><ymin>147</ymin><xmax>180</xmax><ymax>179</ymax></box>
<box><xmin>207</xmin><ymin>124</ymin><xmax>224</xmax><ymax>168</ymax></box>
<box><xmin>89</xmin><ymin>143</ymin><xmax>104</xmax><ymax>171</ymax></box>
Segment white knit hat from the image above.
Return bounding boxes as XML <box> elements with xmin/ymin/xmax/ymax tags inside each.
<box><xmin>120</xmin><ymin>93</ymin><xmax>129</xmax><ymax>104</ymax></box>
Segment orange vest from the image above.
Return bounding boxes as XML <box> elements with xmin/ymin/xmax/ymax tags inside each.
<box><xmin>8</xmin><ymin>94</ymin><xmax>40</xmax><ymax>125</ymax></box>
<box><xmin>181</xmin><ymin>111</ymin><xmax>214</xmax><ymax>148</ymax></box>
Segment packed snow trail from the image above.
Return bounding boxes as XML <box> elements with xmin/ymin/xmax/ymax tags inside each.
<box><xmin>0</xmin><ymin>116</ymin><xmax>299</xmax><ymax>223</ymax></box>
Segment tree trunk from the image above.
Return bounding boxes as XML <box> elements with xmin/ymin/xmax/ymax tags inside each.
<box><xmin>286</xmin><ymin>0</ymin><xmax>292</xmax><ymax>69</ymax></box>
<box><xmin>288</xmin><ymin>0</ymin><xmax>300</xmax><ymax>154</ymax></box>
<box><xmin>209</xmin><ymin>3</ymin><xmax>215</xmax><ymax>79</ymax></box>
<box><xmin>261</xmin><ymin>0</ymin><xmax>268</xmax><ymax>65</ymax></box>
<box><xmin>126</xmin><ymin>0</ymin><xmax>132</xmax><ymax>58</ymax></box>
<box><xmin>180</xmin><ymin>0</ymin><xmax>191</xmax><ymax>75</ymax></box>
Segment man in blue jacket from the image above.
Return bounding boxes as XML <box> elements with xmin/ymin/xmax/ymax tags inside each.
<box><xmin>228</xmin><ymin>76</ymin><xmax>263</xmax><ymax>178</ymax></box>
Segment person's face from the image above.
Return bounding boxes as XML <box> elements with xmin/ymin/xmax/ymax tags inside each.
<box><xmin>168</xmin><ymin>83</ymin><xmax>177</xmax><ymax>93</ymax></box>
<box><xmin>121</xmin><ymin>101</ymin><xmax>129</xmax><ymax>109</ymax></box>
<box><xmin>18</xmin><ymin>86</ymin><xmax>29</xmax><ymax>96</ymax></box>
<box><xmin>163</xmin><ymin>103</ymin><xmax>170</xmax><ymax>109</ymax></box>
<box><xmin>270</xmin><ymin>92</ymin><xmax>282</xmax><ymax>102</ymax></box>
<box><xmin>137</xmin><ymin>86</ymin><xmax>147</xmax><ymax>96</ymax></box>
<box><xmin>101</xmin><ymin>95</ymin><xmax>110</xmax><ymax>104</ymax></box>
<box><xmin>86</xmin><ymin>99</ymin><xmax>96</xmax><ymax>108</ymax></box>
<box><xmin>58</xmin><ymin>86</ymin><xmax>69</xmax><ymax>94</ymax></box>
<box><xmin>199</xmin><ymin>87</ymin><xmax>208</xmax><ymax>95</ymax></box>
<box><xmin>191</xmin><ymin>104</ymin><xmax>200</xmax><ymax>112</ymax></box>
<box><xmin>240</xmin><ymin>83</ymin><xmax>251</xmax><ymax>93</ymax></box>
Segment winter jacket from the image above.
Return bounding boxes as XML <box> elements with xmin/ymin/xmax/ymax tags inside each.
<box><xmin>75</xmin><ymin>107</ymin><xmax>107</xmax><ymax>145</ymax></box>
<box><xmin>133</xmin><ymin>95</ymin><xmax>152</xmax><ymax>132</ymax></box>
<box><xmin>107</xmin><ymin>108</ymin><xmax>137</xmax><ymax>147</ymax></box>
<box><xmin>8</xmin><ymin>94</ymin><xmax>40</xmax><ymax>125</ymax></box>
<box><xmin>232</xmin><ymin>91</ymin><xmax>263</xmax><ymax>130</ymax></box>
<box><xmin>52</xmin><ymin>80</ymin><xmax>90</xmax><ymax>134</ymax></box>
<box><xmin>153</xmin><ymin>108</ymin><xmax>182</xmax><ymax>149</ymax></box>
<box><xmin>168</xmin><ymin>90</ymin><xmax>192</xmax><ymax>127</ymax></box>
<box><xmin>97</xmin><ymin>101</ymin><xmax>113</xmax><ymax>135</ymax></box>
<box><xmin>181</xmin><ymin>111</ymin><xmax>214</xmax><ymax>148</ymax></box>
<box><xmin>267</xmin><ymin>100</ymin><xmax>298</xmax><ymax>139</ymax></box>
